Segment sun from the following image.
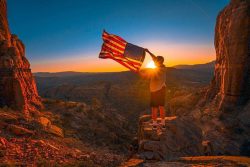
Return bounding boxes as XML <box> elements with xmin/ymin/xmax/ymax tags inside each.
<box><xmin>146</xmin><ymin>60</ymin><xmax>156</xmax><ymax>69</ymax></box>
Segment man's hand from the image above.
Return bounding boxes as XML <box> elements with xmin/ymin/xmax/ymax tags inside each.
<box><xmin>144</xmin><ymin>48</ymin><xmax>156</xmax><ymax>60</ymax></box>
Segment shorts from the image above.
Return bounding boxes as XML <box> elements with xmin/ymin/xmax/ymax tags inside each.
<box><xmin>150</xmin><ymin>86</ymin><xmax>166</xmax><ymax>107</ymax></box>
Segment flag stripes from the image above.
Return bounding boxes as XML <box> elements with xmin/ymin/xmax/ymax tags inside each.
<box><xmin>103</xmin><ymin>33</ymin><xmax>126</xmax><ymax>47</ymax></box>
<box><xmin>100</xmin><ymin>51</ymin><xmax>140</xmax><ymax>70</ymax></box>
<box><xmin>99</xmin><ymin>30</ymin><xmax>145</xmax><ymax>72</ymax></box>
<box><xmin>103</xmin><ymin>54</ymin><xmax>139</xmax><ymax>71</ymax></box>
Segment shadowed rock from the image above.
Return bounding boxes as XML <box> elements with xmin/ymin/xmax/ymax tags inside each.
<box><xmin>0</xmin><ymin>0</ymin><xmax>43</xmax><ymax>113</ymax></box>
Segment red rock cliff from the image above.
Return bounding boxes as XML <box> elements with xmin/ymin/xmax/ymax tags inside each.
<box><xmin>0</xmin><ymin>0</ymin><xmax>43</xmax><ymax>112</ymax></box>
<box><xmin>0</xmin><ymin>0</ymin><xmax>10</xmax><ymax>42</ymax></box>
<box><xmin>207</xmin><ymin>0</ymin><xmax>250</xmax><ymax>110</ymax></box>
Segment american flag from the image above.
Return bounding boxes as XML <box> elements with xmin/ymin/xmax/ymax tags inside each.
<box><xmin>99</xmin><ymin>31</ymin><xmax>145</xmax><ymax>72</ymax></box>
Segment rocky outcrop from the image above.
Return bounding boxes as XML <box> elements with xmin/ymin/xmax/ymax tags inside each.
<box><xmin>137</xmin><ymin>115</ymin><xmax>203</xmax><ymax>160</ymax></box>
<box><xmin>0</xmin><ymin>0</ymin><xmax>43</xmax><ymax>113</ymax></box>
<box><xmin>207</xmin><ymin>0</ymin><xmax>250</xmax><ymax>110</ymax></box>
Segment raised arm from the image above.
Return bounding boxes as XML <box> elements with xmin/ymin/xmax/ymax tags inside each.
<box><xmin>145</xmin><ymin>48</ymin><xmax>157</xmax><ymax>61</ymax></box>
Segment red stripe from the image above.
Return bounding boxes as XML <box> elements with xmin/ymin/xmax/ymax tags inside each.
<box><xmin>102</xmin><ymin>51</ymin><xmax>142</xmax><ymax>66</ymax></box>
<box><xmin>101</xmin><ymin>48</ymin><xmax>142</xmax><ymax>67</ymax></box>
<box><xmin>123</xmin><ymin>60</ymin><xmax>140</xmax><ymax>70</ymax></box>
<box><xmin>100</xmin><ymin>48</ymin><xmax>122</xmax><ymax>58</ymax></box>
<box><xmin>99</xmin><ymin>50</ymin><xmax>112</xmax><ymax>58</ymax></box>
<box><xmin>103</xmin><ymin>33</ymin><xmax>127</xmax><ymax>47</ymax></box>
<box><xmin>103</xmin><ymin>36</ymin><xmax>126</xmax><ymax>49</ymax></box>
<box><xmin>119</xmin><ymin>61</ymin><xmax>138</xmax><ymax>72</ymax></box>
<box><xmin>109</xmin><ymin>57</ymin><xmax>138</xmax><ymax>72</ymax></box>
<box><xmin>102</xmin><ymin>45</ymin><xmax>122</xmax><ymax>55</ymax></box>
<box><xmin>103</xmin><ymin>55</ymin><xmax>139</xmax><ymax>71</ymax></box>
<box><xmin>117</xmin><ymin>61</ymin><xmax>139</xmax><ymax>72</ymax></box>
<box><xmin>110</xmin><ymin>34</ymin><xmax>127</xmax><ymax>43</ymax></box>
<box><xmin>114</xmin><ymin>55</ymin><xmax>142</xmax><ymax>66</ymax></box>
<box><xmin>101</xmin><ymin>45</ymin><xmax>142</xmax><ymax>67</ymax></box>
<box><xmin>103</xmin><ymin>40</ymin><xmax>125</xmax><ymax>52</ymax></box>
<box><xmin>100</xmin><ymin>53</ymin><xmax>141</xmax><ymax>72</ymax></box>
<box><xmin>103</xmin><ymin>31</ymin><xmax>127</xmax><ymax>43</ymax></box>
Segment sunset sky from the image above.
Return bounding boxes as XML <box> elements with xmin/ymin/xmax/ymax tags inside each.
<box><xmin>8</xmin><ymin>0</ymin><xmax>229</xmax><ymax>72</ymax></box>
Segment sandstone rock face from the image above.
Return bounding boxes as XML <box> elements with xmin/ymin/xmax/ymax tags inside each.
<box><xmin>207</xmin><ymin>0</ymin><xmax>250</xmax><ymax>109</ymax></box>
<box><xmin>0</xmin><ymin>0</ymin><xmax>42</xmax><ymax>112</ymax></box>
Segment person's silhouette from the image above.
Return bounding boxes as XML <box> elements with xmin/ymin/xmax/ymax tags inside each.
<box><xmin>139</xmin><ymin>49</ymin><xmax>166</xmax><ymax>130</ymax></box>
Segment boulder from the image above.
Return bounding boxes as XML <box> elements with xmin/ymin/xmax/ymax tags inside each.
<box><xmin>47</xmin><ymin>125</ymin><xmax>64</xmax><ymax>137</ymax></box>
<box><xmin>0</xmin><ymin>0</ymin><xmax>43</xmax><ymax>112</ymax></box>
<box><xmin>37</xmin><ymin>116</ymin><xmax>51</xmax><ymax>128</ymax></box>
<box><xmin>207</xmin><ymin>0</ymin><xmax>250</xmax><ymax>110</ymax></box>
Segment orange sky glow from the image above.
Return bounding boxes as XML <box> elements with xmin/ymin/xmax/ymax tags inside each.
<box><xmin>31</xmin><ymin>41</ymin><xmax>215</xmax><ymax>73</ymax></box>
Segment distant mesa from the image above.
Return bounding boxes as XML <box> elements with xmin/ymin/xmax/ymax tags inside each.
<box><xmin>34</xmin><ymin>71</ymin><xmax>91</xmax><ymax>77</ymax></box>
<box><xmin>0</xmin><ymin>0</ymin><xmax>43</xmax><ymax>112</ymax></box>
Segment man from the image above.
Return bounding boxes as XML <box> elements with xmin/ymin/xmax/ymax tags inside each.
<box><xmin>139</xmin><ymin>49</ymin><xmax>166</xmax><ymax>129</ymax></box>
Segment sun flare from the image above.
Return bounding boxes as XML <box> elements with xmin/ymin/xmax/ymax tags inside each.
<box><xmin>146</xmin><ymin>60</ymin><xmax>156</xmax><ymax>69</ymax></box>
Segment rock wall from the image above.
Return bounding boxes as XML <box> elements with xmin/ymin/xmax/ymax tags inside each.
<box><xmin>207</xmin><ymin>0</ymin><xmax>250</xmax><ymax>110</ymax></box>
<box><xmin>0</xmin><ymin>0</ymin><xmax>43</xmax><ymax>112</ymax></box>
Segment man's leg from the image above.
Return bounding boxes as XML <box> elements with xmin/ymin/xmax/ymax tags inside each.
<box><xmin>159</xmin><ymin>106</ymin><xmax>165</xmax><ymax>125</ymax></box>
<box><xmin>151</xmin><ymin>107</ymin><xmax>158</xmax><ymax>125</ymax></box>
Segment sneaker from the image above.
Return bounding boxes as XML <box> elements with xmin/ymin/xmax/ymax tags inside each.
<box><xmin>162</xmin><ymin>125</ymin><xmax>166</xmax><ymax>130</ymax></box>
<box><xmin>160</xmin><ymin>124</ymin><xmax>166</xmax><ymax>130</ymax></box>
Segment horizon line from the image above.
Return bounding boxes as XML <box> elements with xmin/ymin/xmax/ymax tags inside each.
<box><xmin>32</xmin><ymin>60</ymin><xmax>215</xmax><ymax>73</ymax></box>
